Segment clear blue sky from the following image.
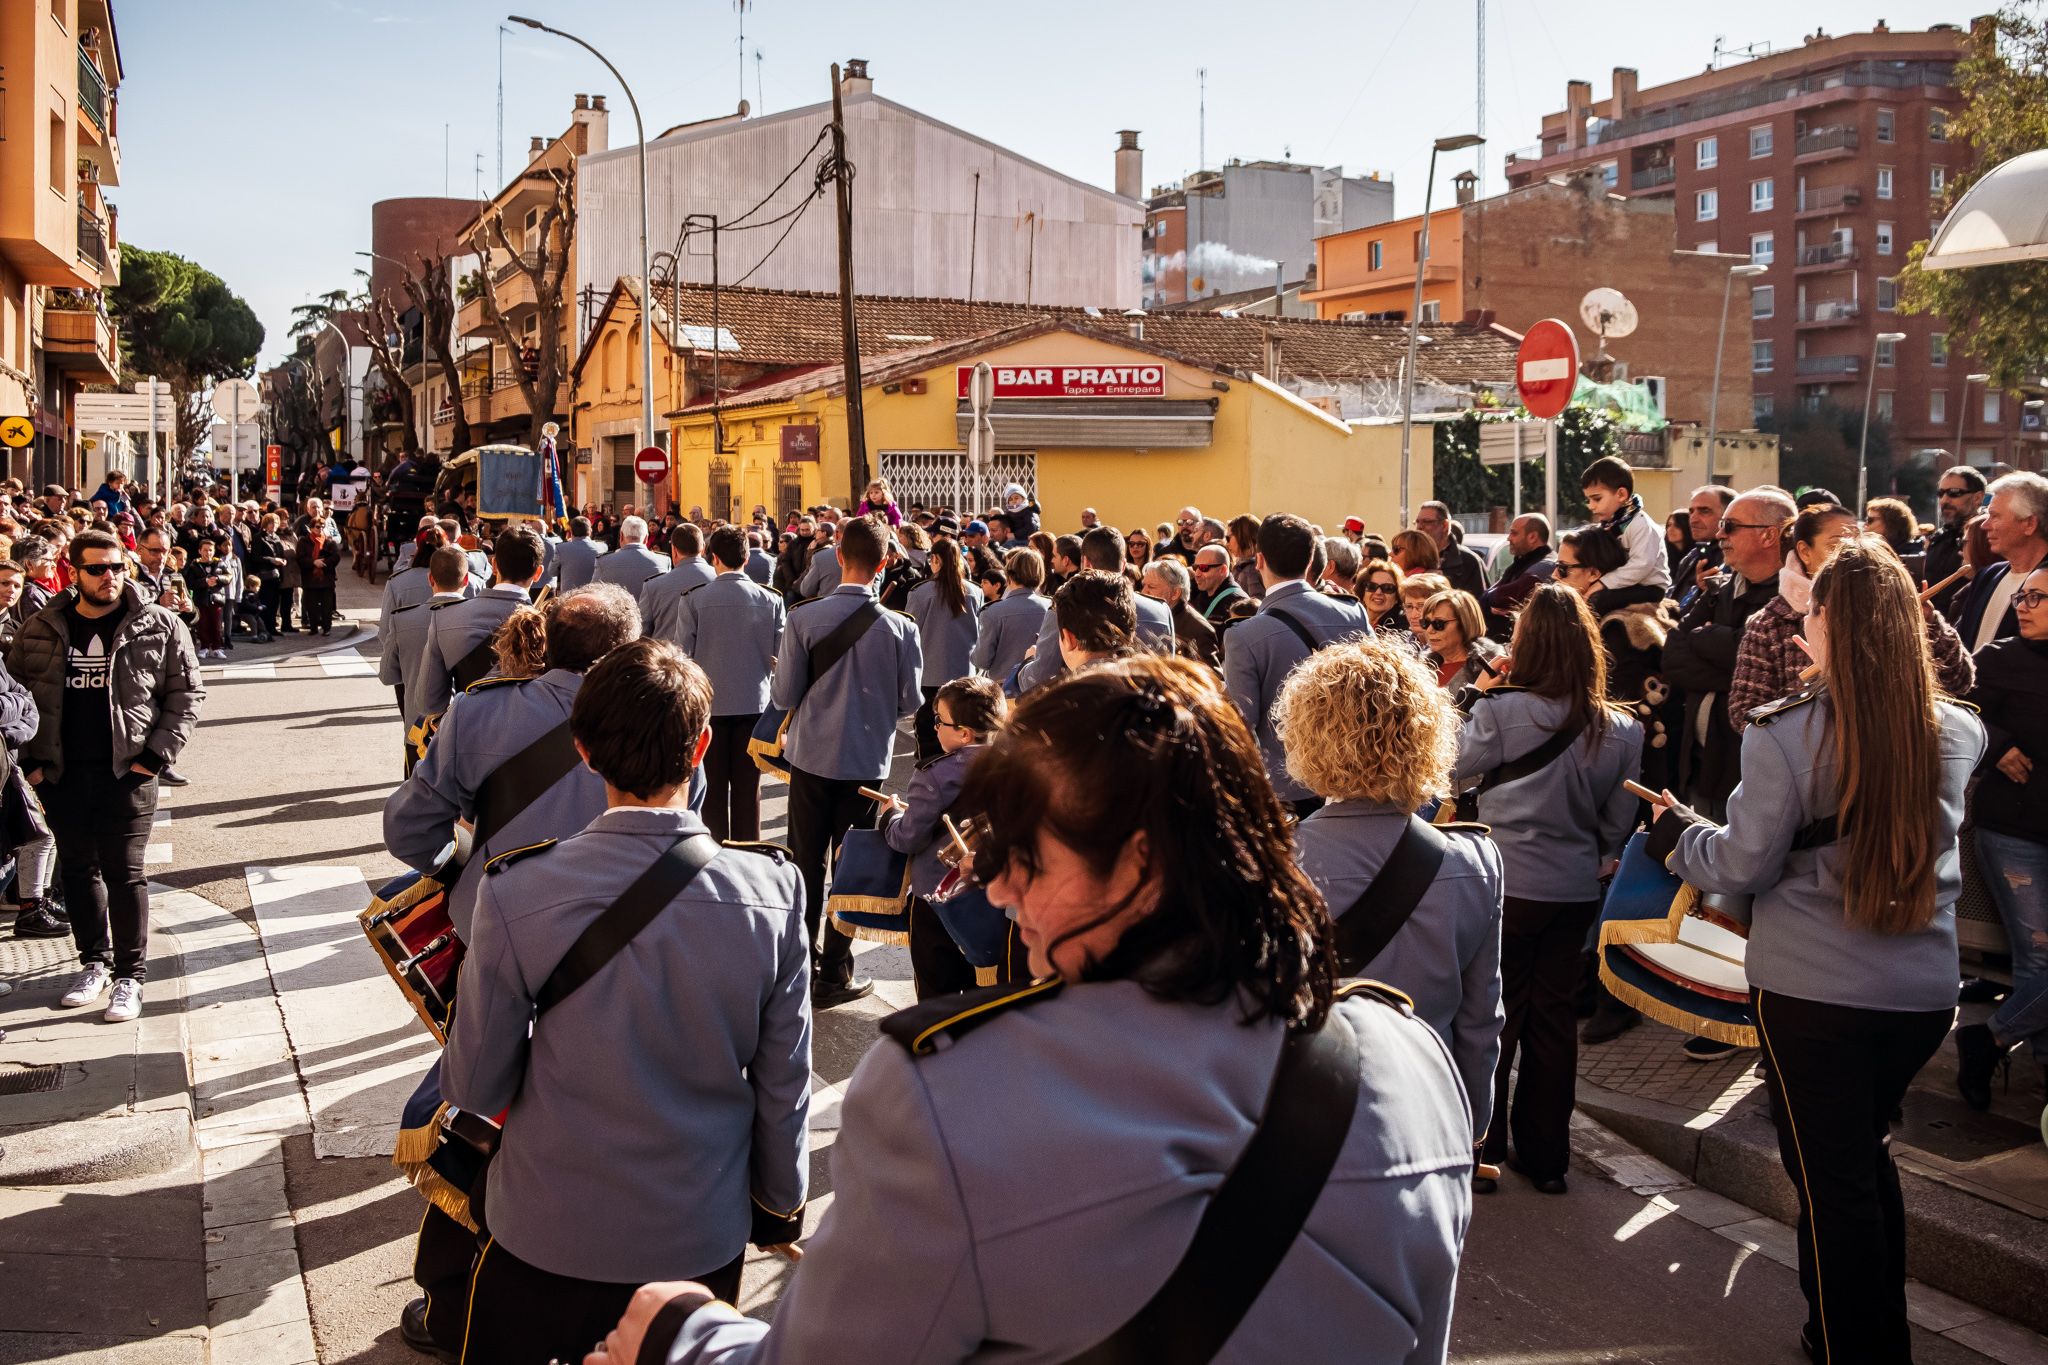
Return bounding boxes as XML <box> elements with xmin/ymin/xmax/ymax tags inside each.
<box><xmin>113</xmin><ymin>0</ymin><xmax>1977</xmax><ymax>367</ymax></box>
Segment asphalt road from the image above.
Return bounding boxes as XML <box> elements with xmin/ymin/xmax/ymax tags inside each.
<box><xmin>161</xmin><ymin>570</ymin><xmax>2005</xmax><ymax>1364</ymax></box>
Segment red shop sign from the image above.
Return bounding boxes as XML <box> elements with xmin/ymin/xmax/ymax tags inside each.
<box><xmin>954</xmin><ymin>363</ymin><xmax>1166</xmax><ymax>399</ymax></box>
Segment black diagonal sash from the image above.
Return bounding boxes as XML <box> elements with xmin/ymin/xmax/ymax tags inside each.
<box><xmin>533</xmin><ymin>833</ymin><xmax>722</xmax><ymax>1016</ymax></box>
<box><xmin>1265</xmin><ymin>607</ymin><xmax>1320</xmax><ymax>655</ymax></box>
<box><xmin>450</xmin><ymin>633</ymin><xmax>501</xmax><ymax>693</ymax></box>
<box><xmin>1790</xmin><ymin>815</ymin><xmax>1839</xmax><ymax>851</ymax></box>
<box><xmin>469</xmin><ymin>717</ymin><xmax>580</xmax><ymax>857</ymax></box>
<box><xmin>1064</xmin><ymin>1010</ymin><xmax>1362</xmax><ymax>1365</ymax></box>
<box><xmin>1333</xmin><ymin>816</ymin><xmax>1451</xmax><ymax>975</ymax></box>
<box><xmin>1479</xmin><ymin>717</ymin><xmax>1590</xmax><ymax>794</ymax></box>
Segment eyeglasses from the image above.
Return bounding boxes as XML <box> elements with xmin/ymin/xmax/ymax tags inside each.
<box><xmin>76</xmin><ymin>562</ymin><xmax>126</xmax><ymax>578</ymax></box>
<box><xmin>1938</xmin><ymin>487</ymin><xmax>1977</xmax><ymax>500</ymax></box>
<box><xmin>1194</xmin><ymin>561</ymin><xmax>1226</xmax><ymax>573</ymax></box>
<box><xmin>936</xmin><ymin>717</ymin><xmax>974</xmax><ymax>733</ymax></box>
<box><xmin>2016</xmin><ymin>590</ymin><xmax>2048</xmax><ymax>611</ymax></box>
<box><xmin>1364</xmin><ymin>581</ymin><xmax>1398</xmax><ymax>595</ymax></box>
<box><xmin>1422</xmin><ymin>617</ymin><xmax>1457</xmax><ymax>631</ymax></box>
<box><xmin>1176</xmin><ymin>518</ymin><xmax>1198</xmax><ymax>528</ymax></box>
<box><xmin>1718</xmin><ymin>518</ymin><xmax>1778</xmax><ymax>535</ymax></box>
<box><xmin>1556</xmin><ymin>560</ymin><xmax>1594</xmax><ymax>575</ymax></box>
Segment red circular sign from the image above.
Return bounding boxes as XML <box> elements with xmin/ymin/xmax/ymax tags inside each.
<box><xmin>634</xmin><ymin>445</ymin><xmax>670</xmax><ymax>485</ymax></box>
<box><xmin>1515</xmin><ymin>318</ymin><xmax>1581</xmax><ymax>421</ymax></box>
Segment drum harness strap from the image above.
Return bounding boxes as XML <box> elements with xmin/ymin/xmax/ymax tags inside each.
<box><xmin>1478</xmin><ymin>715</ymin><xmax>1590</xmax><ymax>794</ymax></box>
<box><xmin>1062</xmin><ymin>1006</ymin><xmax>1363</xmax><ymax>1365</ymax></box>
<box><xmin>449</xmin><ymin>632</ymin><xmax>501</xmax><ymax>694</ymax></box>
<box><xmin>1332</xmin><ymin>816</ymin><xmax>1452</xmax><ymax>976</ymax></box>
<box><xmin>1788</xmin><ymin>815</ymin><xmax>1840</xmax><ymax>851</ymax></box>
<box><xmin>455</xmin><ymin>718</ymin><xmax>583</xmax><ymax>878</ymax></box>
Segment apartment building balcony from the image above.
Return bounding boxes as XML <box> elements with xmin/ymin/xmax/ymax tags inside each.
<box><xmin>42</xmin><ymin>305</ymin><xmax>120</xmax><ymax>385</ymax></box>
<box><xmin>1796</xmin><ymin>353</ymin><xmax>1862</xmax><ymax>379</ymax></box>
<box><xmin>77</xmin><ymin>210</ymin><xmax>109</xmax><ymax>275</ymax></box>
<box><xmin>1629</xmin><ymin>163</ymin><xmax>1676</xmax><ymax>192</ymax></box>
<box><xmin>460</xmin><ymin>351</ymin><xmax>566</xmax><ymax>429</ymax></box>
<box><xmin>1795</xmin><ymin>243</ymin><xmax>1859</xmax><ymax>272</ymax></box>
<box><xmin>1797</xmin><ymin>300</ymin><xmax>1863</xmax><ymax>329</ymax></box>
<box><xmin>1795</xmin><ymin>184</ymin><xmax>1863</xmax><ymax>219</ymax></box>
<box><xmin>1795</xmin><ymin>126</ymin><xmax>1860</xmax><ymax>163</ymax></box>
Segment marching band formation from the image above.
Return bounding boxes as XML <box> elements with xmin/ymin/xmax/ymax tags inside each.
<box><xmin>363</xmin><ymin>475</ymin><xmax>2007</xmax><ymax>1365</ymax></box>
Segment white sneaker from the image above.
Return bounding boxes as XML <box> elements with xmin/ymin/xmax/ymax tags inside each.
<box><xmin>59</xmin><ymin>963</ymin><xmax>112</xmax><ymax>1008</ymax></box>
<box><xmin>103</xmin><ymin>977</ymin><xmax>143</xmax><ymax>1023</ymax></box>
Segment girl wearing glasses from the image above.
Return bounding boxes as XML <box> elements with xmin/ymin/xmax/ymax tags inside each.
<box><xmin>1419</xmin><ymin>588</ymin><xmax>1498</xmax><ymax>691</ymax></box>
<box><xmin>1651</xmin><ymin>539</ymin><xmax>1984</xmax><ymax>1364</ymax></box>
<box><xmin>1455</xmin><ymin>585</ymin><xmax>1642</xmax><ymax>1194</ymax></box>
<box><xmin>1956</xmin><ymin>563</ymin><xmax>2048</xmax><ymax>1113</ymax></box>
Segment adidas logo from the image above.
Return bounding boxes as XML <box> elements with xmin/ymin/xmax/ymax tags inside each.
<box><xmin>66</xmin><ymin>634</ymin><xmax>111</xmax><ymax>691</ymax></box>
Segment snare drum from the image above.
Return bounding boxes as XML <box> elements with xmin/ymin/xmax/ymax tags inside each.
<box><xmin>1597</xmin><ymin>832</ymin><xmax>1756</xmax><ymax>1048</ymax></box>
<box><xmin>360</xmin><ymin>869</ymin><xmax>463</xmax><ymax>1044</ymax></box>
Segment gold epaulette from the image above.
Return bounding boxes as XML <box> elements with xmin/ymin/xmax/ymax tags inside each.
<box><xmin>881</xmin><ymin>975</ymin><xmax>1063</xmax><ymax>1056</ymax></box>
<box><xmin>721</xmin><ymin>839</ymin><xmax>791</xmax><ymax>863</ymax></box>
<box><xmin>462</xmin><ymin>675</ymin><xmax>526</xmax><ymax>696</ymax></box>
<box><xmin>1337</xmin><ymin>978</ymin><xmax>1415</xmax><ymax>1014</ymax></box>
<box><xmin>1749</xmin><ymin>691</ymin><xmax>1818</xmax><ymax>726</ymax></box>
<box><xmin>484</xmin><ymin>839</ymin><xmax>556</xmax><ymax>875</ymax></box>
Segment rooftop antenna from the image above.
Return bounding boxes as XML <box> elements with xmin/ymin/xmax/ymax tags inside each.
<box><xmin>496</xmin><ymin>24</ymin><xmax>508</xmax><ymax>186</ymax></box>
<box><xmin>1476</xmin><ymin>0</ymin><xmax>1485</xmax><ymax>196</ymax></box>
<box><xmin>735</xmin><ymin>0</ymin><xmax>751</xmax><ymax>107</ymax></box>
<box><xmin>754</xmin><ymin>47</ymin><xmax>764</xmax><ymax>113</ymax></box>
<box><xmin>473</xmin><ymin>152</ymin><xmax>484</xmax><ymax>201</ymax></box>
<box><xmin>1193</xmin><ymin>66</ymin><xmax>1206</xmax><ymax>302</ymax></box>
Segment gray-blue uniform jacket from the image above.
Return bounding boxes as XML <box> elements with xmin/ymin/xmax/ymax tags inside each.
<box><xmin>383</xmin><ymin>668</ymin><xmax>605</xmax><ymax>940</ymax></box>
<box><xmin>1295</xmin><ymin>801</ymin><xmax>1505</xmax><ymax>1138</ymax></box>
<box><xmin>881</xmin><ymin>745</ymin><xmax>982</xmax><ymax>897</ymax></box>
<box><xmin>744</xmin><ymin>546</ymin><xmax>775</xmax><ymax>586</ymax></box>
<box><xmin>592</xmin><ymin>543</ymin><xmax>669</xmax><ymax>595</ymax></box>
<box><xmin>673</xmin><ymin>571</ymin><xmax>786</xmax><ymax>718</ymax></box>
<box><xmin>442</xmin><ymin>805</ymin><xmax>811</xmax><ymax>1283</ymax></box>
<box><xmin>640</xmin><ymin>557</ymin><xmax>718</xmax><ymax>642</ymax></box>
<box><xmin>542</xmin><ymin>535</ymin><xmax>604</xmax><ymax>592</ymax></box>
<box><xmin>772</xmin><ymin>583</ymin><xmax>922</xmax><ymax>782</ymax></box>
<box><xmin>409</xmin><ymin>584</ymin><xmax>529</xmax><ymax>724</ymax></box>
<box><xmin>378</xmin><ymin>565</ymin><xmax>481</xmax><ymax>681</ymax></box>
<box><xmin>798</xmin><ymin>544</ymin><xmax>840</xmax><ymax>599</ymax></box>
<box><xmin>1452</xmin><ymin>689</ymin><xmax>1643</xmax><ymax>904</ymax></box>
<box><xmin>380</xmin><ymin>590</ymin><xmax>463</xmax><ymax>699</ymax></box>
<box><xmin>1663</xmin><ymin>691</ymin><xmax>1984</xmax><ymax>1013</ymax></box>
<box><xmin>659</xmin><ymin>976</ymin><xmax>1472</xmax><ymax>1365</ymax></box>
<box><xmin>1222</xmin><ymin>579</ymin><xmax>1374</xmax><ymax>803</ymax></box>
<box><xmin>1015</xmin><ymin>592</ymin><xmax>1176</xmax><ymax>693</ymax></box>
<box><xmin>971</xmin><ymin>589</ymin><xmax>1049</xmax><ymax>692</ymax></box>
<box><xmin>908</xmin><ymin>580</ymin><xmax>984</xmax><ymax>687</ymax></box>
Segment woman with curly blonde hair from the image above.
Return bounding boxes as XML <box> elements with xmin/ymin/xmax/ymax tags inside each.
<box><xmin>1278</xmin><ymin>634</ymin><xmax>1505</xmax><ymax>1142</ymax></box>
<box><xmin>489</xmin><ymin>604</ymin><xmax>549</xmax><ymax>679</ymax></box>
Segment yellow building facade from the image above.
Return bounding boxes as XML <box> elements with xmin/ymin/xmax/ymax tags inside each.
<box><xmin>666</xmin><ymin>323</ymin><xmax>1433</xmax><ymax>536</ymax></box>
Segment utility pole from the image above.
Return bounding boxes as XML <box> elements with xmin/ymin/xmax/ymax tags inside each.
<box><xmin>831</xmin><ymin>63</ymin><xmax>868</xmax><ymax>500</ymax></box>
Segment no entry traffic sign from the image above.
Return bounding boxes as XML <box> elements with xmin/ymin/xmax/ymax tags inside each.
<box><xmin>1516</xmin><ymin>319</ymin><xmax>1581</xmax><ymax>420</ymax></box>
<box><xmin>635</xmin><ymin>445</ymin><xmax>670</xmax><ymax>485</ymax></box>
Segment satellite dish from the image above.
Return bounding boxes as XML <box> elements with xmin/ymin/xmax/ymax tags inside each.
<box><xmin>1580</xmin><ymin>287</ymin><xmax>1640</xmax><ymax>341</ymax></box>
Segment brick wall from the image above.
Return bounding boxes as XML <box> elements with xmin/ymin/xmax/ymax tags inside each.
<box><xmin>1462</xmin><ymin>181</ymin><xmax>1751</xmax><ymax>429</ymax></box>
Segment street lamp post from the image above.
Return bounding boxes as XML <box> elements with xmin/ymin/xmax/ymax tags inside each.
<box><xmin>318</xmin><ymin>318</ymin><xmax>355</xmax><ymax>468</ymax></box>
<box><xmin>357</xmin><ymin>249</ymin><xmax>431</xmax><ymax>463</ymax></box>
<box><xmin>1399</xmin><ymin>132</ymin><xmax>1484</xmax><ymax>531</ymax></box>
<box><xmin>1857</xmin><ymin>330</ymin><xmax>1908</xmax><ymax>512</ymax></box>
<box><xmin>509</xmin><ymin>16</ymin><xmax>654</xmax><ymax>462</ymax></box>
<box><xmin>1704</xmin><ymin>261</ymin><xmax>1770</xmax><ymax>486</ymax></box>
<box><xmin>1956</xmin><ymin>372</ymin><xmax>1992</xmax><ymax>467</ymax></box>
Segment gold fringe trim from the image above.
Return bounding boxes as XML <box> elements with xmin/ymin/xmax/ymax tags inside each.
<box><xmin>391</xmin><ymin>1104</ymin><xmax>447</xmax><ymax>1167</ymax></box>
<box><xmin>1596</xmin><ymin>878</ymin><xmax>1705</xmax><ymax>950</ymax></box>
<box><xmin>830</xmin><ymin>912</ymin><xmax>909</xmax><ymax>946</ymax></box>
<box><xmin>1597</xmin><ymin>955</ymin><xmax>1759</xmax><ymax>1050</ymax></box>
<box><xmin>405</xmin><ymin>1166</ymin><xmax>480</xmax><ymax>1234</ymax></box>
<box><xmin>973</xmin><ymin>965</ymin><xmax>999</xmax><ymax>987</ymax></box>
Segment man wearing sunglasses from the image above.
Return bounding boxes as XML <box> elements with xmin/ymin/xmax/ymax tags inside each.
<box><xmin>1924</xmin><ymin>464</ymin><xmax>1988</xmax><ymax>619</ymax></box>
<box><xmin>5</xmin><ymin>530</ymin><xmax>204</xmax><ymax>1023</ymax></box>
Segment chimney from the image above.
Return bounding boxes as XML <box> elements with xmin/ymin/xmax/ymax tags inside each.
<box><xmin>528</xmin><ymin>134</ymin><xmax>545</xmax><ymax>157</ymax></box>
<box><xmin>840</xmin><ymin>58</ymin><xmax>872</xmax><ymax>97</ymax></box>
<box><xmin>1453</xmin><ymin>169</ymin><xmax>1477</xmax><ymax>205</ymax></box>
<box><xmin>1115</xmin><ymin>130</ymin><xmax>1144</xmax><ymax>201</ymax></box>
<box><xmin>1563</xmin><ymin>79</ymin><xmax>1593</xmax><ymax>151</ymax></box>
<box><xmin>1612</xmin><ymin>67</ymin><xmax>1638</xmax><ymax>119</ymax></box>
<box><xmin>1263</xmin><ymin>333</ymin><xmax>1282</xmax><ymax>382</ymax></box>
<box><xmin>573</xmin><ymin>92</ymin><xmax>610</xmax><ymax>154</ymax></box>
<box><xmin>1125</xmin><ymin>308</ymin><xmax>1145</xmax><ymax>341</ymax></box>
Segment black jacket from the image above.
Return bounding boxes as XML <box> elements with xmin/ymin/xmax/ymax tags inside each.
<box><xmin>1923</xmin><ymin>521</ymin><xmax>1969</xmax><ymax>619</ymax></box>
<box><xmin>1967</xmin><ymin>637</ymin><xmax>2048</xmax><ymax>844</ymax></box>
<box><xmin>1661</xmin><ymin>570</ymin><xmax>1778</xmax><ymax>807</ymax></box>
<box><xmin>1440</xmin><ymin>542</ymin><xmax>1488</xmax><ymax>599</ymax></box>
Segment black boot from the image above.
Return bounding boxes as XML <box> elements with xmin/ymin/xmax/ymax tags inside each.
<box><xmin>1954</xmin><ymin>1023</ymin><xmax>2012</xmax><ymax>1112</ymax></box>
<box><xmin>10</xmin><ymin>899</ymin><xmax>68</xmax><ymax>939</ymax></box>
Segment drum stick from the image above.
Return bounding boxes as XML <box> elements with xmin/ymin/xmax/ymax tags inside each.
<box><xmin>941</xmin><ymin>814</ymin><xmax>973</xmax><ymax>864</ymax></box>
<box><xmin>1920</xmin><ymin>566</ymin><xmax>1969</xmax><ymax>602</ymax></box>
<box><xmin>858</xmin><ymin>786</ymin><xmax>891</xmax><ymax>804</ymax></box>
<box><xmin>1476</xmin><ymin>1162</ymin><xmax>1502</xmax><ymax>1181</ymax></box>
<box><xmin>1624</xmin><ymin>779</ymin><xmax>1703</xmax><ymax>825</ymax></box>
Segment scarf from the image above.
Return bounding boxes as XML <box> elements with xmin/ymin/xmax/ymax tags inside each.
<box><xmin>1603</xmin><ymin>493</ymin><xmax>1646</xmax><ymax>537</ymax></box>
<box><xmin>1777</xmin><ymin>550</ymin><xmax>1813</xmax><ymax>615</ymax></box>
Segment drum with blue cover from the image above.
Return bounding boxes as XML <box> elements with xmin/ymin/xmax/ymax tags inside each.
<box><xmin>1596</xmin><ymin>831</ymin><xmax>1756</xmax><ymax>1048</ymax></box>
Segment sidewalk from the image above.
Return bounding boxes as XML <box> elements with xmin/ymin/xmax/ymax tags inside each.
<box><xmin>1575</xmin><ymin>1013</ymin><xmax>2048</xmax><ymax>1337</ymax></box>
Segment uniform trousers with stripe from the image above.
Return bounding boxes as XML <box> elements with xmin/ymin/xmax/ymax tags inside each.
<box><xmin>460</xmin><ymin>1235</ymin><xmax>742</xmax><ymax>1365</ymax></box>
<box><xmin>700</xmin><ymin>713</ymin><xmax>763</xmax><ymax>843</ymax></box>
<box><xmin>1481</xmin><ymin>895</ymin><xmax>1601</xmax><ymax>1181</ymax></box>
<box><xmin>1751</xmin><ymin>988</ymin><xmax>1950</xmax><ymax>1365</ymax></box>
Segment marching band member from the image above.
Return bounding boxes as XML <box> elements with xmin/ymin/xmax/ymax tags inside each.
<box><xmin>385</xmin><ymin>584</ymin><xmax>642</xmax><ymax>1360</ymax></box>
<box><xmin>671</xmin><ymin>526</ymin><xmax>785</xmax><ymax>843</ymax></box>
<box><xmin>444</xmin><ymin>639</ymin><xmax>810</xmax><ymax>1365</ymax></box>
<box><xmin>969</xmin><ymin>547</ymin><xmax>1049</xmax><ymax>694</ymax></box>
<box><xmin>639</xmin><ymin>522</ymin><xmax>718</xmax><ymax>642</ymax></box>
<box><xmin>1280</xmin><ymin>635</ymin><xmax>1505</xmax><ymax>1139</ymax></box>
<box><xmin>1454</xmin><ymin>583</ymin><xmax>1641</xmax><ymax>1194</ymax></box>
<box><xmin>1650</xmin><ymin>538</ymin><xmax>1984</xmax><ymax>1364</ymax></box>
<box><xmin>381</xmin><ymin>546</ymin><xmax>469</xmax><ymax>774</ymax></box>
<box><xmin>591</xmin><ymin>655</ymin><xmax>1472</xmax><ymax>1365</ymax></box>
<box><xmin>774</xmin><ymin>515</ymin><xmax>922</xmax><ymax>1007</ymax></box>
<box><xmin>906</xmin><ymin>537</ymin><xmax>983</xmax><ymax>761</ymax></box>
<box><xmin>879</xmin><ymin>674</ymin><xmax>1006</xmax><ymax>998</ymax></box>
<box><xmin>411</xmin><ymin>527</ymin><xmax>546</xmax><ymax>725</ymax></box>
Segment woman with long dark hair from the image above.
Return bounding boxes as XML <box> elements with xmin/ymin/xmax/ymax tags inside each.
<box><xmin>907</xmin><ymin>536</ymin><xmax>982</xmax><ymax>760</ymax></box>
<box><xmin>588</xmin><ymin>655</ymin><xmax>1473</xmax><ymax>1364</ymax></box>
<box><xmin>1455</xmin><ymin>583</ymin><xmax>1642</xmax><ymax>1194</ymax></box>
<box><xmin>1651</xmin><ymin>538</ymin><xmax>1984</xmax><ymax>1364</ymax></box>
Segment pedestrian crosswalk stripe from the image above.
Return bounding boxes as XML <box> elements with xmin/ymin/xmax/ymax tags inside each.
<box><xmin>145</xmin><ymin>810</ymin><xmax>171</xmax><ymax>866</ymax></box>
<box><xmin>213</xmin><ymin>661</ymin><xmax>277</xmax><ymax>680</ymax></box>
<box><xmin>317</xmin><ymin>648</ymin><xmax>375</xmax><ymax>678</ymax></box>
